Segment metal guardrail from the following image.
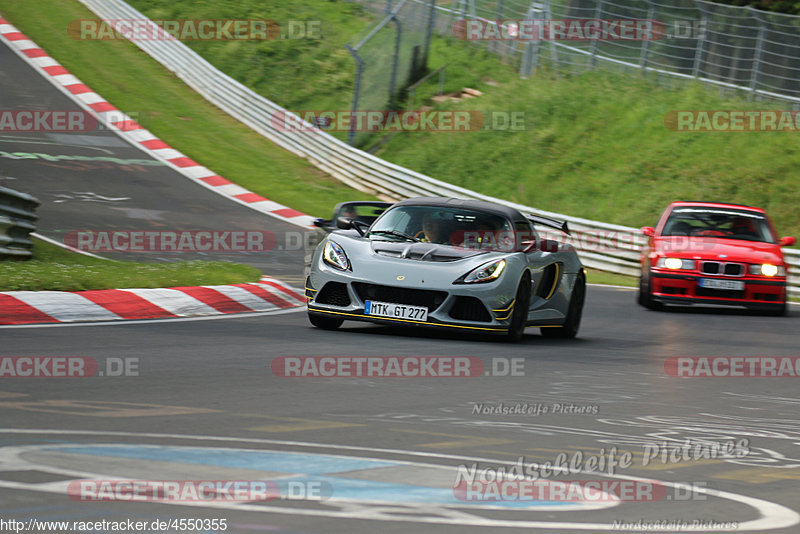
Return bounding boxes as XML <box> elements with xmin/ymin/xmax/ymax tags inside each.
<box><xmin>75</xmin><ymin>0</ymin><xmax>800</xmax><ymax>298</ymax></box>
<box><xmin>0</xmin><ymin>186</ymin><xmax>39</xmax><ymax>260</ymax></box>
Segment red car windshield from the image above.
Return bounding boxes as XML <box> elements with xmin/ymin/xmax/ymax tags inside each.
<box><xmin>662</xmin><ymin>207</ymin><xmax>776</xmax><ymax>243</ymax></box>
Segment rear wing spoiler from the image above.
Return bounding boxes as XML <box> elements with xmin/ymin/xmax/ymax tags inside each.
<box><xmin>525</xmin><ymin>214</ymin><xmax>570</xmax><ymax>235</ymax></box>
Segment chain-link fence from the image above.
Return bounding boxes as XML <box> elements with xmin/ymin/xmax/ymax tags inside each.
<box><xmin>352</xmin><ymin>0</ymin><xmax>800</xmax><ymax>105</ymax></box>
<box><xmin>346</xmin><ymin>0</ymin><xmax>437</xmax><ymax>146</ymax></box>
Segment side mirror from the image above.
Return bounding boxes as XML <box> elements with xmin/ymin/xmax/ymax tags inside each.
<box><xmin>641</xmin><ymin>226</ymin><xmax>655</xmax><ymax>238</ymax></box>
<box><xmin>336</xmin><ymin>217</ymin><xmax>367</xmax><ymax>236</ymax></box>
<box><xmin>779</xmin><ymin>236</ymin><xmax>796</xmax><ymax>246</ymax></box>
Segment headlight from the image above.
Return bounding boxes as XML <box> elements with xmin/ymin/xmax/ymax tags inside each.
<box><xmin>656</xmin><ymin>257</ymin><xmax>694</xmax><ymax>270</ymax></box>
<box><xmin>749</xmin><ymin>263</ymin><xmax>785</xmax><ymax>277</ymax></box>
<box><xmin>457</xmin><ymin>258</ymin><xmax>506</xmax><ymax>284</ymax></box>
<box><xmin>322</xmin><ymin>241</ymin><xmax>350</xmax><ymax>271</ymax></box>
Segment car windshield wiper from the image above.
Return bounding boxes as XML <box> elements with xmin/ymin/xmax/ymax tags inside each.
<box><xmin>368</xmin><ymin>230</ymin><xmax>421</xmax><ymax>242</ymax></box>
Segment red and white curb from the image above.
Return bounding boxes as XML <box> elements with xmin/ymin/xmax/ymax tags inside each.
<box><xmin>0</xmin><ymin>276</ymin><xmax>306</xmax><ymax>325</ymax></box>
<box><xmin>0</xmin><ymin>17</ymin><xmax>315</xmax><ymax>229</ymax></box>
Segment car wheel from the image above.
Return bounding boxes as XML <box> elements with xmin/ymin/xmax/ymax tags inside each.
<box><xmin>507</xmin><ymin>275</ymin><xmax>532</xmax><ymax>342</ymax></box>
<box><xmin>637</xmin><ymin>270</ymin><xmax>663</xmax><ymax>311</ymax></box>
<box><xmin>308</xmin><ymin>313</ymin><xmax>344</xmax><ymax>330</ymax></box>
<box><xmin>541</xmin><ymin>272</ymin><xmax>585</xmax><ymax>339</ymax></box>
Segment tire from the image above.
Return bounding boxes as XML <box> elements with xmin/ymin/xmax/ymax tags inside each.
<box><xmin>308</xmin><ymin>313</ymin><xmax>344</xmax><ymax>330</ymax></box>
<box><xmin>507</xmin><ymin>275</ymin><xmax>532</xmax><ymax>342</ymax></box>
<box><xmin>541</xmin><ymin>273</ymin><xmax>585</xmax><ymax>339</ymax></box>
<box><xmin>637</xmin><ymin>270</ymin><xmax>663</xmax><ymax>311</ymax></box>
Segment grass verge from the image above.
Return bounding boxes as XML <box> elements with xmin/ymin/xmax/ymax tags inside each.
<box><xmin>585</xmin><ymin>268</ymin><xmax>637</xmax><ymax>288</ymax></box>
<box><xmin>110</xmin><ymin>0</ymin><xmax>798</xmax><ymax>239</ymax></box>
<box><xmin>0</xmin><ymin>240</ymin><xmax>261</xmax><ymax>291</ymax></box>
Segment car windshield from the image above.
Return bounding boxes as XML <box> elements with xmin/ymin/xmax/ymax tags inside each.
<box><xmin>663</xmin><ymin>207</ymin><xmax>776</xmax><ymax>243</ymax></box>
<box><xmin>368</xmin><ymin>205</ymin><xmax>514</xmax><ymax>251</ymax></box>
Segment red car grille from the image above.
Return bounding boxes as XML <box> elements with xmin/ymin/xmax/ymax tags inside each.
<box><xmin>700</xmin><ymin>261</ymin><xmax>744</xmax><ymax>276</ymax></box>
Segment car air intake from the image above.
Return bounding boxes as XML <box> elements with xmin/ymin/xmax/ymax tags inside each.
<box><xmin>449</xmin><ymin>297</ymin><xmax>492</xmax><ymax>322</ymax></box>
<box><xmin>315</xmin><ymin>282</ymin><xmax>351</xmax><ymax>307</ymax></box>
<box><xmin>352</xmin><ymin>282</ymin><xmax>447</xmax><ymax>312</ymax></box>
<box><xmin>696</xmin><ymin>287</ymin><xmax>744</xmax><ymax>299</ymax></box>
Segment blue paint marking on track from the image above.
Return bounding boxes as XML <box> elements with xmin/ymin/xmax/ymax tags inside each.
<box><xmin>271</xmin><ymin>475</ymin><xmax>571</xmax><ymax>508</ymax></box>
<box><xmin>50</xmin><ymin>445</ymin><xmax>398</xmax><ymax>474</ymax></box>
<box><xmin>47</xmin><ymin>445</ymin><xmax>572</xmax><ymax>509</ymax></box>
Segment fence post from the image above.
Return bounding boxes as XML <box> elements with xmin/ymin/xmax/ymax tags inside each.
<box><xmin>346</xmin><ymin>44</ymin><xmax>364</xmax><ymax>146</ymax></box>
<box><xmin>388</xmin><ymin>14</ymin><xmax>402</xmax><ymax>109</ymax></box>
<box><xmin>422</xmin><ymin>0</ymin><xmax>437</xmax><ymax>72</ymax></box>
<box><xmin>589</xmin><ymin>0</ymin><xmax>605</xmax><ymax>68</ymax></box>
<box><xmin>639</xmin><ymin>0</ymin><xmax>655</xmax><ymax>73</ymax></box>
<box><xmin>691</xmin><ymin>1</ymin><xmax>707</xmax><ymax>78</ymax></box>
<box><xmin>545</xmin><ymin>0</ymin><xmax>559</xmax><ymax>70</ymax></box>
<box><xmin>749</xmin><ymin>8</ymin><xmax>766</xmax><ymax>95</ymax></box>
<box><xmin>520</xmin><ymin>3</ymin><xmax>537</xmax><ymax>77</ymax></box>
<box><xmin>489</xmin><ymin>0</ymin><xmax>505</xmax><ymax>55</ymax></box>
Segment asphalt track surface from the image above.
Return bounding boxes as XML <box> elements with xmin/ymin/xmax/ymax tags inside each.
<box><xmin>2</xmin><ymin>31</ymin><xmax>800</xmax><ymax>534</ymax></box>
<box><xmin>0</xmin><ymin>40</ymin><xmax>309</xmax><ymax>281</ymax></box>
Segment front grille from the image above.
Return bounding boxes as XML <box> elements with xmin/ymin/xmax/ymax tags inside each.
<box><xmin>449</xmin><ymin>296</ymin><xmax>491</xmax><ymax>322</ymax></box>
<box><xmin>696</xmin><ymin>287</ymin><xmax>744</xmax><ymax>299</ymax></box>
<box><xmin>352</xmin><ymin>282</ymin><xmax>447</xmax><ymax>312</ymax></box>
<box><xmin>315</xmin><ymin>282</ymin><xmax>351</xmax><ymax>307</ymax></box>
<box><xmin>701</xmin><ymin>262</ymin><xmax>743</xmax><ymax>276</ymax></box>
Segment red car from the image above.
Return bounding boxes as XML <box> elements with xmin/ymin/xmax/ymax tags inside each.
<box><xmin>639</xmin><ymin>201</ymin><xmax>795</xmax><ymax>315</ymax></box>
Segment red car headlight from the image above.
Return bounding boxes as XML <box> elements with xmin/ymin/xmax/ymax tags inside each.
<box><xmin>749</xmin><ymin>264</ymin><xmax>786</xmax><ymax>277</ymax></box>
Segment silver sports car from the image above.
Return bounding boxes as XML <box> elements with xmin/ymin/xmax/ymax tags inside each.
<box><xmin>305</xmin><ymin>197</ymin><xmax>586</xmax><ymax>340</ymax></box>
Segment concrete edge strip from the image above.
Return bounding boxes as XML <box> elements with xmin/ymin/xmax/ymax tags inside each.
<box><xmin>0</xmin><ymin>19</ymin><xmax>316</xmax><ymax>230</ymax></box>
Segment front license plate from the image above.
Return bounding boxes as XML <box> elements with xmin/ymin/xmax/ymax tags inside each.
<box><xmin>365</xmin><ymin>300</ymin><xmax>428</xmax><ymax>321</ymax></box>
<box><xmin>698</xmin><ymin>278</ymin><xmax>745</xmax><ymax>291</ymax></box>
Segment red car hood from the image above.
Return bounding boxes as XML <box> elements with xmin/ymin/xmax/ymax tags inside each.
<box><xmin>654</xmin><ymin>237</ymin><xmax>785</xmax><ymax>264</ymax></box>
